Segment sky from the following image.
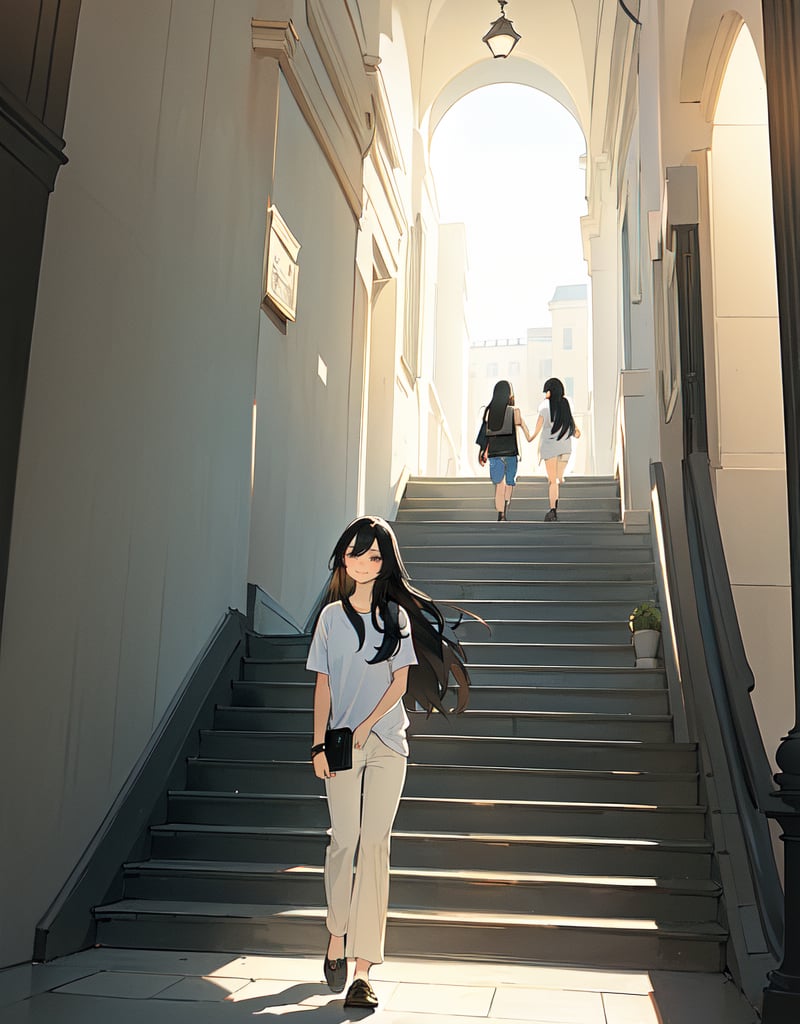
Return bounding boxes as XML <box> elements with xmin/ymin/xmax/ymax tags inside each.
<box><xmin>430</xmin><ymin>83</ymin><xmax>590</xmax><ymax>342</ymax></box>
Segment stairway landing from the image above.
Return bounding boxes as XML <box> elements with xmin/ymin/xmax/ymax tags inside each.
<box><xmin>1</xmin><ymin>947</ymin><xmax>758</xmax><ymax>1024</ymax></box>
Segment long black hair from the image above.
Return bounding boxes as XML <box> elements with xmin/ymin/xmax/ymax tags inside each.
<box><xmin>486</xmin><ymin>379</ymin><xmax>514</xmax><ymax>432</ymax></box>
<box><xmin>544</xmin><ymin>377</ymin><xmax>577</xmax><ymax>441</ymax></box>
<box><xmin>313</xmin><ymin>516</ymin><xmax>472</xmax><ymax>714</ymax></box>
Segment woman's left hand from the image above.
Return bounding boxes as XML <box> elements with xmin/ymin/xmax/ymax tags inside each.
<box><xmin>353</xmin><ymin>723</ymin><xmax>371</xmax><ymax>750</ymax></box>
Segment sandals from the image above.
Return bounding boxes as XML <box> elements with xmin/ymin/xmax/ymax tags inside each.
<box><xmin>344</xmin><ymin>977</ymin><xmax>379</xmax><ymax>1008</ymax></box>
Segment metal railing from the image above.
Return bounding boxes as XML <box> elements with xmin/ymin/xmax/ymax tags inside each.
<box><xmin>682</xmin><ymin>451</ymin><xmax>784</xmax><ymax>958</ymax></box>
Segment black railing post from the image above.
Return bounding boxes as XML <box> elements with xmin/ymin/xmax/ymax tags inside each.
<box><xmin>761</xmin><ymin>3</ymin><xmax>800</xmax><ymax>1020</ymax></box>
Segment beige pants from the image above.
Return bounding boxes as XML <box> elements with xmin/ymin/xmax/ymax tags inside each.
<box><xmin>324</xmin><ymin>731</ymin><xmax>407</xmax><ymax>964</ymax></box>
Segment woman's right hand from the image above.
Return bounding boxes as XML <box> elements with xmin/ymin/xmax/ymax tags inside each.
<box><xmin>313</xmin><ymin>752</ymin><xmax>334</xmax><ymax>780</ymax></box>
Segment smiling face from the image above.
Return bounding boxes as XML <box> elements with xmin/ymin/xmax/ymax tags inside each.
<box><xmin>344</xmin><ymin>539</ymin><xmax>383</xmax><ymax>588</ymax></box>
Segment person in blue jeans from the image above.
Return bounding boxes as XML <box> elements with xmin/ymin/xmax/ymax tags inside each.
<box><xmin>477</xmin><ymin>380</ymin><xmax>534</xmax><ymax>521</ymax></box>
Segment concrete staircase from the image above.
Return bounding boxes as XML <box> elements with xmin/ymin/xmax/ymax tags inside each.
<box><xmin>94</xmin><ymin>475</ymin><xmax>726</xmax><ymax>970</ymax></box>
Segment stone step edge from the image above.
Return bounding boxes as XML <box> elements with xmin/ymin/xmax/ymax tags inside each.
<box><xmin>93</xmin><ymin>899</ymin><xmax>726</xmax><ymax>940</ymax></box>
<box><xmin>122</xmin><ymin>859</ymin><xmax>721</xmax><ymax>895</ymax></box>
<box><xmin>242</xmin><ymin>662</ymin><xmax>666</xmax><ymax>678</ymax></box>
<box><xmin>226</xmin><ymin>684</ymin><xmax>667</xmax><ymax>696</ymax></box>
<box><xmin>169</xmin><ymin>788</ymin><xmax>708</xmax><ymax>815</ymax></box>
<box><xmin>150</xmin><ymin>822</ymin><xmax>715</xmax><ymax>853</ymax></box>
<box><xmin>187</xmin><ymin>756</ymin><xmax>697</xmax><ymax>785</ymax></box>
<box><xmin>198</xmin><ymin>732</ymin><xmax>693</xmax><ymax>751</ymax></box>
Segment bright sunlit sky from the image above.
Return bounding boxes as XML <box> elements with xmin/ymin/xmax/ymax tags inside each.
<box><xmin>430</xmin><ymin>84</ymin><xmax>590</xmax><ymax>342</ymax></box>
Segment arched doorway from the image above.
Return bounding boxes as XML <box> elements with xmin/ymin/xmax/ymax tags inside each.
<box><xmin>429</xmin><ymin>83</ymin><xmax>592</xmax><ymax>477</ymax></box>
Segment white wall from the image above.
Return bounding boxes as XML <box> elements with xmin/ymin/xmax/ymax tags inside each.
<box><xmin>707</xmin><ymin>23</ymin><xmax>793</xmax><ymax>771</ymax></box>
<box><xmin>0</xmin><ymin>0</ymin><xmax>286</xmax><ymax>966</ymax></box>
<box><xmin>247</xmin><ymin>80</ymin><xmax>361</xmax><ymax>624</ymax></box>
<box><xmin>434</xmin><ymin>223</ymin><xmax>470</xmax><ymax>469</ymax></box>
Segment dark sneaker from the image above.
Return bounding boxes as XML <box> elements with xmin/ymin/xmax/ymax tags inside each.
<box><xmin>544</xmin><ymin>508</ymin><xmax>557</xmax><ymax>522</ymax></box>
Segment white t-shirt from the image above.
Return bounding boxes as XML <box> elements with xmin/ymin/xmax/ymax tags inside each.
<box><xmin>306</xmin><ymin>601</ymin><xmax>417</xmax><ymax>756</ymax></box>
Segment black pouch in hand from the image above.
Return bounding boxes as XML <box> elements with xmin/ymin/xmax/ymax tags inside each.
<box><xmin>325</xmin><ymin>727</ymin><xmax>353</xmax><ymax>772</ymax></box>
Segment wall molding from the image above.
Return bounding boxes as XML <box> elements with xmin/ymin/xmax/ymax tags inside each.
<box><xmin>700</xmin><ymin>12</ymin><xmax>745</xmax><ymax>123</ymax></box>
<box><xmin>306</xmin><ymin>0</ymin><xmax>372</xmax><ymax>155</ymax></box>
<box><xmin>0</xmin><ymin>83</ymin><xmax>67</xmax><ymax>190</ymax></box>
<box><xmin>252</xmin><ymin>16</ymin><xmax>372</xmax><ymax>219</ymax></box>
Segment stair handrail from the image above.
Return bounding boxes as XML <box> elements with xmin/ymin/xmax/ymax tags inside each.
<box><xmin>681</xmin><ymin>451</ymin><xmax>784</xmax><ymax>957</ymax></box>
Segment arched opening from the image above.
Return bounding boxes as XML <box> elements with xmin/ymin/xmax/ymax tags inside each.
<box><xmin>429</xmin><ymin>83</ymin><xmax>591</xmax><ymax>477</ymax></box>
<box><xmin>705</xmin><ymin>20</ymin><xmax>792</xmax><ymax>770</ymax></box>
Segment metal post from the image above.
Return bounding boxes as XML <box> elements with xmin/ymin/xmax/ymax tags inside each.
<box><xmin>761</xmin><ymin>3</ymin><xmax>800</xmax><ymax>1019</ymax></box>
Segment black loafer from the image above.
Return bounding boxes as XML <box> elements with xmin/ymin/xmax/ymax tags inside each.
<box><xmin>344</xmin><ymin>977</ymin><xmax>379</xmax><ymax>1008</ymax></box>
<box><xmin>323</xmin><ymin>955</ymin><xmax>347</xmax><ymax>993</ymax></box>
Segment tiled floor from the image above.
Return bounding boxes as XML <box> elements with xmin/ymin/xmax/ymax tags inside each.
<box><xmin>0</xmin><ymin>948</ymin><xmax>759</xmax><ymax>1024</ymax></box>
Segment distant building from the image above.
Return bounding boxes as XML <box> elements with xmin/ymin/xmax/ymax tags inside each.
<box><xmin>467</xmin><ymin>284</ymin><xmax>590</xmax><ymax>474</ymax></box>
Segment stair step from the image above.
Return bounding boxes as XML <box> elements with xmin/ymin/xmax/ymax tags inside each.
<box><xmin>166</xmin><ymin>791</ymin><xmax>708</xmax><ymax>838</ymax></box>
<box><xmin>407</xmin><ymin>562</ymin><xmax>655</xmax><ymax>582</ymax></box>
<box><xmin>396</xmin><ymin>509</ymin><xmax>621</xmax><ymax>523</ymax></box>
<box><xmin>436</xmin><ymin>598</ymin><xmax>649</xmax><ymax>620</ymax></box>
<box><xmin>420</xmin><ymin>580</ymin><xmax>657</xmax><ymax>601</ymax></box>
<box><xmin>405</xmin><ymin>476</ymin><xmax>617</xmax><ymax>490</ymax></box>
<box><xmin>122</xmin><ymin>861</ymin><xmax>720</xmax><ymax>921</ymax></box>
<box><xmin>203</xmin><ymin>708</ymin><xmax>673</xmax><ymax>748</ymax></box>
<box><xmin>150</xmin><ymin>824</ymin><xmax>714</xmax><ymax>877</ymax></box>
<box><xmin>392</xmin><ymin>521</ymin><xmax>644</xmax><ymax>544</ymax></box>
<box><xmin>223</xmin><ymin>685</ymin><xmax>669</xmax><ymax>714</ymax></box>
<box><xmin>239</xmin><ymin>662</ymin><xmax>668</xmax><ymax>688</ymax></box>
<box><xmin>458</xmin><ymin>641</ymin><xmax>639</xmax><ymax>669</ymax></box>
<box><xmin>193</xmin><ymin>733</ymin><xmax>692</xmax><ymax>769</ymax></box>
<box><xmin>186</xmin><ymin>757</ymin><xmax>698</xmax><ymax>804</ymax></box>
<box><xmin>402</xmin><ymin>545</ymin><xmax>653</xmax><ymax>563</ymax></box>
<box><xmin>93</xmin><ymin>899</ymin><xmax>725</xmax><ymax>972</ymax></box>
<box><xmin>246</xmin><ymin>620</ymin><xmax>636</xmax><ymax>656</ymax></box>
<box><xmin>401</xmin><ymin>497</ymin><xmax>623</xmax><ymax>511</ymax></box>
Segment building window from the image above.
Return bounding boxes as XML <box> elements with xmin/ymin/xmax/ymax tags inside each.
<box><xmin>563</xmin><ymin>327</ymin><xmax>573</xmax><ymax>350</ymax></box>
<box><xmin>539</xmin><ymin>359</ymin><xmax>552</xmax><ymax>379</ymax></box>
<box><xmin>487</xmin><ymin>362</ymin><xmax>498</xmax><ymax>377</ymax></box>
<box><xmin>565</xmin><ymin>377</ymin><xmax>574</xmax><ymax>397</ymax></box>
<box><xmin>508</xmin><ymin>361</ymin><xmax>520</xmax><ymax>376</ymax></box>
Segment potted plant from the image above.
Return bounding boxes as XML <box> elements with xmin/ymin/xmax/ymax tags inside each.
<box><xmin>629</xmin><ymin>601</ymin><xmax>662</xmax><ymax>665</ymax></box>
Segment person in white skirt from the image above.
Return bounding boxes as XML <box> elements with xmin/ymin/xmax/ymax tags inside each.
<box><xmin>530</xmin><ymin>377</ymin><xmax>581</xmax><ymax>521</ymax></box>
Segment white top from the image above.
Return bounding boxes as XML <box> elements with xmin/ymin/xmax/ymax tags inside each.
<box><xmin>306</xmin><ymin>601</ymin><xmax>417</xmax><ymax>756</ymax></box>
<box><xmin>538</xmin><ymin>398</ymin><xmax>574</xmax><ymax>461</ymax></box>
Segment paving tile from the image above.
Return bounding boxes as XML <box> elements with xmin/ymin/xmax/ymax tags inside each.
<box><xmin>301</xmin><ymin>979</ymin><xmax>398</xmax><ymax>1007</ymax></box>
<box><xmin>54</xmin><ymin>948</ymin><xmax>250</xmax><ymax>978</ymax></box>
<box><xmin>53</xmin><ymin>971</ymin><xmax>184</xmax><ymax>999</ymax></box>
<box><xmin>490</xmin><ymin>985</ymin><xmax>606</xmax><ymax>1024</ymax></box>
<box><xmin>229</xmin><ymin>954</ymin><xmax>329</xmax><ymax>982</ymax></box>
<box><xmin>154</xmin><ymin>975</ymin><xmax>251</xmax><ymax>1001</ymax></box>
<box><xmin>602</xmin><ymin>992</ymin><xmax>660</xmax><ymax>1024</ymax></box>
<box><xmin>372</xmin><ymin>960</ymin><xmax>652</xmax><ymax>995</ymax></box>
<box><xmin>0</xmin><ymin>991</ymin><xmax>296</xmax><ymax>1022</ymax></box>
<box><xmin>230</xmin><ymin>978</ymin><xmax>336</xmax><ymax>1004</ymax></box>
<box><xmin>0</xmin><ymin>963</ymin><xmax>101</xmax><ymax>1009</ymax></box>
<box><xmin>379</xmin><ymin>1016</ymin><xmax>589</xmax><ymax>1024</ymax></box>
<box><xmin>386</xmin><ymin>982</ymin><xmax>495</xmax><ymax>1017</ymax></box>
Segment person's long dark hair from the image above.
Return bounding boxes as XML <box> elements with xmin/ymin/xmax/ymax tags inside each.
<box><xmin>486</xmin><ymin>379</ymin><xmax>514</xmax><ymax>432</ymax></box>
<box><xmin>313</xmin><ymin>516</ymin><xmax>473</xmax><ymax>714</ymax></box>
<box><xmin>544</xmin><ymin>377</ymin><xmax>577</xmax><ymax>440</ymax></box>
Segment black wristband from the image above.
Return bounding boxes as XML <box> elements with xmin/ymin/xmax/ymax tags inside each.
<box><xmin>310</xmin><ymin>742</ymin><xmax>326</xmax><ymax>759</ymax></box>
